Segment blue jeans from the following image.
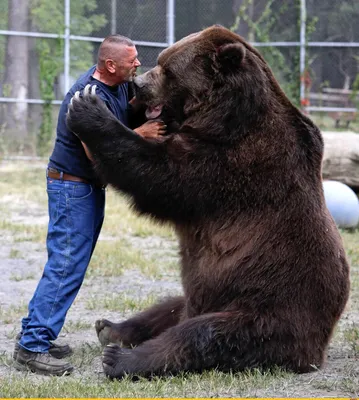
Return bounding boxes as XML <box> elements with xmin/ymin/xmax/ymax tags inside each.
<box><xmin>19</xmin><ymin>174</ymin><xmax>105</xmax><ymax>352</ymax></box>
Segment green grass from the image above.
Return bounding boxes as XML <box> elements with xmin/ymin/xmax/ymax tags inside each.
<box><xmin>0</xmin><ymin>302</ymin><xmax>28</xmax><ymax>324</ymax></box>
<box><xmin>63</xmin><ymin>320</ymin><xmax>94</xmax><ymax>333</ymax></box>
<box><xmin>89</xmin><ymin>239</ymin><xmax>160</xmax><ymax>279</ymax></box>
<box><xmin>85</xmin><ymin>292</ymin><xmax>159</xmax><ymax>312</ymax></box>
<box><xmin>8</xmin><ymin>248</ymin><xmax>23</xmax><ymax>259</ymax></box>
<box><xmin>343</xmin><ymin>324</ymin><xmax>359</xmax><ymax>356</ymax></box>
<box><xmin>341</xmin><ymin>229</ymin><xmax>359</xmax><ymax>265</ymax></box>
<box><xmin>9</xmin><ymin>272</ymin><xmax>35</xmax><ymax>281</ymax></box>
<box><xmin>0</xmin><ymin>166</ymin><xmax>46</xmax><ymax>206</ymax></box>
<box><xmin>310</xmin><ymin>113</ymin><xmax>359</xmax><ymax>133</ymax></box>
<box><xmin>0</xmin><ymin>366</ymin><xmax>294</xmax><ymax>398</ymax></box>
<box><xmin>340</xmin><ymin>230</ymin><xmax>359</xmax><ymax>308</ymax></box>
<box><xmin>103</xmin><ymin>189</ymin><xmax>175</xmax><ymax>240</ymax></box>
<box><xmin>88</xmin><ymin>239</ymin><xmax>179</xmax><ymax>280</ymax></box>
<box><xmin>0</xmin><ymin>219</ymin><xmax>46</xmax><ymax>242</ymax></box>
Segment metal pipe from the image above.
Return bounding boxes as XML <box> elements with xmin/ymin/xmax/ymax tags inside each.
<box><xmin>299</xmin><ymin>0</ymin><xmax>306</xmax><ymax>105</ymax></box>
<box><xmin>0</xmin><ymin>30</ymin><xmax>63</xmax><ymax>38</ymax></box>
<box><xmin>305</xmin><ymin>106</ymin><xmax>357</xmax><ymax>112</ymax></box>
<box><xmin>252</xmin><ymin>41</ymin><xmax>300</xmax><ymax>46</ymax></box>
<box><xmin>64</xmin><ymin>0</ymin><xmax>71</xmax><ymax>94</ymax></box>
<box><xmin>307</xmin><ymin>42</ymin><xmax>359</xmax><ymax>47</ymax></box>
<box><xmin>69</xmin><ymin>36</ymin><xmax>169</xmax><ymax>47</ymax></box>
<box><xmin>0</xmin><ymin>30</ymin><xmax>358</xmax><ymax>48</ymax></box>
<box><xmin>111</xmin><ymin>0</ymin><xmax>117</xmax><ymax>34</ymax></box>
<box><xmin>166</xmin><ymin>0</ymin><xmax>175</xmax><ymax>46</ymax></box>
<box><xmin>0</xmin><ymin>97</ymin><xmax>352</xmax><ymax>114</ymax></box>
<box><xmin>0</xmin><ymin>97</ymin><xmax>62</xmax><ymax>104</ymax></box>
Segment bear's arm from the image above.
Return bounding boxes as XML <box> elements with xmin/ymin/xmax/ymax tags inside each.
<box><xmin>127</xmin><ymin>103</ymin><xmax>147</xmax><ymax>129</ymax></box>
<box><xmin>66</xmin><ymin>87</ymin><xmax>207</xmax><ymax>221</ymax></box>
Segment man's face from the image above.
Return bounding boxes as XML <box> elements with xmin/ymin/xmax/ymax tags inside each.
<box><xmin>109</xmin><ymin>45</ymin><xmax>141</xmax><ymax>84</ymax></box>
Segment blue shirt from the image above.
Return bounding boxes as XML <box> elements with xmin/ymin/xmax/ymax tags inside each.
<box><xmin>48</xmin><ymin>65</ymin><xmax>130</xmax><ymax>181</ymax></box>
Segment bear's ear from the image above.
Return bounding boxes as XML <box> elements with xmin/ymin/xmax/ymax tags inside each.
<box><xmin>216</xmin><ymin>42</ymin><xmax>246</xmax><ymax>70</ymax></box>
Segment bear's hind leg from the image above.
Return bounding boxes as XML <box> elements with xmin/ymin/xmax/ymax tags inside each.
<box><xmin>96</xmin><ymin>296</ymin><xmax>185</xmax><ymax>347</ymax></box>
<box><xmin>102</xmin><ymin>311</ymin><xmax>323</xmax><ymax>379</ymax></box>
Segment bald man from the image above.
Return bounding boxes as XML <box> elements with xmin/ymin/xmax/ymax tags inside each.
<box><xmin>14</xmin><ymin>35</ymin><xmax>165</xmax><ymax>376</ymax></box>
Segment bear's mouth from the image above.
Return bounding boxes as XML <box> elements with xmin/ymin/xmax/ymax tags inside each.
<box><xmin>145</xmin><ymin>104</ymin><xmax>163</xmax><ymax>120</ymax></box>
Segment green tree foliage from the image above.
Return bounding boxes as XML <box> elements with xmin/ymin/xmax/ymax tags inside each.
<box><xmin>93</xmin><ymin>0</ymin><xmax>168</xmax><ymax>71</ymax></box>
<box><xmin>307</xmin><ymin>0</ymin><xmax>359</xmax><ymax>91</ymax></box>
<box><xmin>175</xmin><ymin>0</ymin><xmax>235</xmax><ymax>39</ymax></box>
<box><xmin>174</xmin><ymin>0</ymin><xmax>359</xmax><ymax>105</ymax></box>
<box><xmin>30</xmin><ymin>0</ymin><xmax>107</xmax><ymax>156</ymax></box>
<box><xmin>231</xmin><ymin>0</ymin><xmax>301</xmax><ymax>105</ymax></box>
<box><xmin>172</xmin><ymin>0</ymin><xmax>303</xmax><ymax>104</ymax></box>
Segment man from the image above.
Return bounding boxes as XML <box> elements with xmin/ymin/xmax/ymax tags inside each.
<box><xmin>14</xmin><ymin>34</ymin><xmax>165</xmax><ymax>376</ymax></box>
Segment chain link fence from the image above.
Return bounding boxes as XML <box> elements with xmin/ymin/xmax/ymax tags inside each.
<box><xmin>0</xmin><ymin>0</ymin><xmax>358</xmax><ymax>154</ymax></box>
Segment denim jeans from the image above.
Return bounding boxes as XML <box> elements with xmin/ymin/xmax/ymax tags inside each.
<box><xmin>19</xmin><ymin>174</ymin><xmax>105</xmax><ymax>352</ymax></box>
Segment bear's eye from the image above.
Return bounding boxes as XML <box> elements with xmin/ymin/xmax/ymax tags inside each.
<box><xmin>164</xmin><ymin>68</ymin><xmax>176</xmax><ymax>80</ymax></box>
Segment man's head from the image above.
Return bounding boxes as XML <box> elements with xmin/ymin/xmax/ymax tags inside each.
<box><xmin>96</xmin><ymin>35</ymin><xmax>141</xmax><ymax>85</ymax></box>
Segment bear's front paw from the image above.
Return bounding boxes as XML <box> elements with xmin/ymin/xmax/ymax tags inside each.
<box><xmin>66</xmin><ymin>84</ymin><xmax>109</xmax><ymax>141</ymax></box>
<box><xmin>102</xmin><ymin>344</ymin><xmax>137</xmax><ymax>380</ymax></box>
<box><xmin>95</xmin><ymin>319</ymin><xmax>122</xmax><ymax>346</ymax></box>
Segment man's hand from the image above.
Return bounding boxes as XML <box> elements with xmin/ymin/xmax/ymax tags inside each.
<box><xmin>134</xmin><ymin>120</ymin><xmax>167</xmax><ymax>139</ymax></box>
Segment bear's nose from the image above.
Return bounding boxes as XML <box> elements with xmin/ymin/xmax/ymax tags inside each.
<box><xmin>134</xmin><ymin>76</ymin><xmax>146</xmax><ymax>88</ymax></box>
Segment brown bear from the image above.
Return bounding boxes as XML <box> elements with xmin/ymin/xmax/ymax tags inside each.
<box><xmin>66</xmin><ymin>25</ymin><xmax>350</xmax><ymax>379</ymax></box>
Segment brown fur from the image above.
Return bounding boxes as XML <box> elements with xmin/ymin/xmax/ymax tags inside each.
<box><xmin>66</xmin><ymin>25</ymin><xmax>350</xmax><ymax>379</ymax></box>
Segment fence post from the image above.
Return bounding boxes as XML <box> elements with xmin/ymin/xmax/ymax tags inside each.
<box><xmin>299</xmin><ymin>0</ymin><xmax>306</xmax><ymax>107</ymax></box>
<box><xmin>166</xmin><ymin>0</ymin><xmax>175</xmax><ymax>46</ymax></box>
<box><xmin>64</xmin><ymin>0</ymin><xmax>70</xmax><ymax>94</ymax></box>
<box><xmin>111</xmin><ymin>0</ymin><xmax>117</xmax><ymax>34</ymax></box>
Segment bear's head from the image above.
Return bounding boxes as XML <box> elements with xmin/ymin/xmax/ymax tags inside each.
<box><xmin>134</xmin><ymin>25</ymin><xmax>292</xmax><ymax>140</ymax></box>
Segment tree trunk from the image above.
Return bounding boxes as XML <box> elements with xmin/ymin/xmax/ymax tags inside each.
<box><xmin>27</xmin><ymin>14</ymin><xmax>42</xmax><ymax>142</ymax></box>
<box><xmin>3</xmin><ymin>0</ymin><xmax>29</xmax><ymax>140</ymax></box>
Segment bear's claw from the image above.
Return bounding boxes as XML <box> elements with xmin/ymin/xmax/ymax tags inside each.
<box><xmin>102</xmin><ymin>344</ymin><xmax>134</xmax><ymax>379</ymax></box>
<box><xmin>96</xmin><ymin>319</ymin><xmax>117</xmax><ymax>346</ymax></box>
<box><xmin>83</xmin><ymin>83</ymin><xmax>97</xmax><ymax>97</ymax></box>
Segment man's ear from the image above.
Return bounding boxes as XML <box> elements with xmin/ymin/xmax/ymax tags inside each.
<box><xmin>105</xmin><ymin>59</ymin><xmax>116</xmax><ymax>74</ymax></box>
<box><xmin>216</xmin><ymin>43</ymin><xmax>246</xmax><ymax>72</ymax></box>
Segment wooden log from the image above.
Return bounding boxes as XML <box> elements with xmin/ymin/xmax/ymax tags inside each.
<box><xmin>322</xmin><ymin>132</ymin><xmax>359</xmax><ymax>190</ymax></box>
